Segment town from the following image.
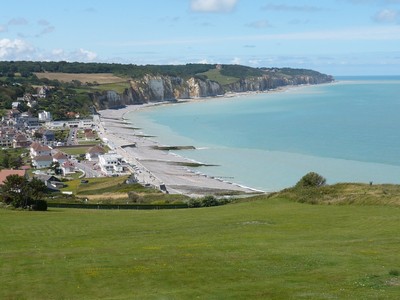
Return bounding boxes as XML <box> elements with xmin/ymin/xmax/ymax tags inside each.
<box><xmin>0</xmin><ymin>85</ymin><xmax>136</xmax><ymax>197</ymax></box>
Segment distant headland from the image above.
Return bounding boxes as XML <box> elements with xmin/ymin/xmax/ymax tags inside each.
<box><xmin>0</xmin><ymin>61</ymin><xmax>334</xmax><ymax>112</ymax></box>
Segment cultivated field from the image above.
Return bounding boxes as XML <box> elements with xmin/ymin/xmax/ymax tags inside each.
<box><xmin>199</xmin><ymin>68</ymin><xmax>240</xmax><ymax>85</ymax></box>
<box><xmin>1</xmin><ymin>196</ymin><xmax>399</xmax><ymax>299</ymax></box>
<box><xmin>34</xmin><ymin>72</ymin><xmax>127</xmax><ymax>84</ymax></box>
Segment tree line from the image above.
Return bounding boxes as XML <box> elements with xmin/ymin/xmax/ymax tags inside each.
<box><xmin>0</xmin><ymin>61</ymin><xmax>329</xmax><ymax>80</ymax></box>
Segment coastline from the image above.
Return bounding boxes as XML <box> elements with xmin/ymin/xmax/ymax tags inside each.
<box><xmin>98</xmin><ymin>98</ymin><xmax>264</xmax><ymax>197</ymax></box>
<box><xmin>97</xmin><ymin>83</ymin><xmax>332</xmax><ymax>196</ymax></box>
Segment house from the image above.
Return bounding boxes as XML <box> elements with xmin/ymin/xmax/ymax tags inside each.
<box><xmin>60</xmin><ymin>161</ymin><xmax>75</xmax><ymax>175</ymax></box>
<box><xmin>0</xmin><ymin>169</ymin><xmax>27</xmax><ymax>185</ymax></box>
<box><xmin>13</xmin><ymin>133</ymin><xmax>30</xmax><ymax>148</ymax></box>
<box><xmin>21</xmin><ymin>115</ymin><xmax>40</xmax><ymax>129</ymax></box>
<box><xmin>52</xmin><ymin>151</ymin><xmax>68</xmax><ymax>165</ymax></box>
<box><xmin>8</xmin><ymin>109</ymin><xmax>21</xmax><ymax>120</ymax></box>
<box><xmin>34</xmin><ymin>174</ymin><xmax>63</xmax><ymax>190</ymax></box>
<box><xmin>0</xmin><ymin>127</ymin><xmax>16</xmax><ymax>148</ymax></box>
<box><xmin>98</xmin><ymin>152</ymin><xmax>124</xmax><ymax>175</ymax></box>
<box><xmin>31</xmin><ymin>155</ymin><xmax>53</xmax><ymax>169</ymax></box>
<box><xmin>42</xmin><ymin>130</ymin><xmax>55</xmax><ymax>144</ymax></box>
<box><xmin>30</xmin><ymin>142</ymin><xmax>52</xmax><ymax>157</ymax></box>
<box><xmin>37</xmin><ymin>86</ymin><xmax>48</xmax><ymax>98</ymax></box>
<box><xmin>84</xmin><ymin>129</ymin><xmax>96</xmax><ymax>141</ymax></box>
<box><xmin>85</xmin><ymin>145</ymin><xmax>105</xmax><ymax>161</ymax></box>
<box><xmin>11</xmin><ymin>102</ymin><xmax>20</xmax><ymax>109</ymax></box>
<box><xmin>38</xmin><ymin>110</ymin><xmax>52</xmax><ymax>122</ymax></box>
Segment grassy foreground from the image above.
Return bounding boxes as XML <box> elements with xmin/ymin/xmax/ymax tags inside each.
<box><xmin>1</xmin><ymin>196</ymin><xmax>399</xmax><ymax>299</ymax></box>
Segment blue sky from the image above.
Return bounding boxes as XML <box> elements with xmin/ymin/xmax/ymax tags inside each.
<box><xmin>1</xmin><ymin>0</ymin><xmax>400</xmax><ymax>75</ymax></box>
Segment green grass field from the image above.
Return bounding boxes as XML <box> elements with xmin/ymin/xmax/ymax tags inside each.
<box><xmin>1</xmin><ymin>195</ymin><xmax>399</xmax><ymax>299</ymax></box>
<box><xmin>59</xmin><ymin>146</ymin><xmax>91</xmax><ymax>156</ymax></box>
<box><xmin>198</xmin><ymin>69</ymin><xmax>240</xmax><ymax>85</ymax></box>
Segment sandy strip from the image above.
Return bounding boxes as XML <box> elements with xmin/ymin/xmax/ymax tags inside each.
<box><xmin>97</xmin><ymin>101</ymin><xmax>264</xmax><ymax>197</ymax></box>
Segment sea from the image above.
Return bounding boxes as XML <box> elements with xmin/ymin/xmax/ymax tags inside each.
<box><xmin>126</xmin><ymin>76</ymin><xmax>400</xmax><ymax>192</ymax></box>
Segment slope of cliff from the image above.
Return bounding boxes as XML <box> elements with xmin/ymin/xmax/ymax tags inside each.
<box><xmin>92</xmin><ymin>65</ymin><xmax>334</xmax><ymax>109</ymax></box>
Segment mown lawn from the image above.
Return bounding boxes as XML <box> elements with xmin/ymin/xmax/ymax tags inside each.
<box><xmin>1</xmin><ymin>197</ymin><xmax>399</xmax><ymax>299</ymax></box>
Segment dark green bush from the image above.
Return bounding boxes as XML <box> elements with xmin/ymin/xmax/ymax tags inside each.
<box><xmin>188</xmin><ymin>196</ymin><xmax>231</xmax><ymax>208</ymax></box>
<box><xmin>296</xmin><ymin>172</ymin><xmax>326</xmax><ymax>188</ymax></box>
<box><xmin>31</xmin><ymin>200</ymin><xmax>48</xmax><ymax>211</ymax></box>
<box><xmin>201</xmin><ymin>195</ymin><xmax>219</xmax><ymax>207</ymax></box>
<box><xmin>188</xmin><ymin>198</ymin><xmax>202</xmax><ymax>208</ymax></box>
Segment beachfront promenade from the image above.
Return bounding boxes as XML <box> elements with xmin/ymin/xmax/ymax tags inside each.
<box><xmin>97</xmin><ymin>105</ymin><xmax>260</xmax><ymax>196</ymax></box>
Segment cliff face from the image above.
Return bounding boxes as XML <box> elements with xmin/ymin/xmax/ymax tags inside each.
<box><xmin>93</xmin><ymin>73</ymin><xmax>333</xmax><ymax>109</ymax></box>
<box><xmin>226</xmin><ymin>74</ymin><xmax>334</xmax><ymax>93</ymax></box>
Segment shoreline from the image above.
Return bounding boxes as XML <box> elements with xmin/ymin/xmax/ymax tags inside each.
<box><xmin>97</xmin><ymin>84</ymin><xmax>328</xmax><ymax>196</ymax></box>
<box><xmin>98</xmin><ymin>96</ymin><xmax>266</xmax><ymax>196</ymax></box>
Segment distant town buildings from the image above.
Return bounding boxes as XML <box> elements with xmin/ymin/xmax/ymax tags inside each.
<box><xmin>38</xmin><ymin>111</ymin><xmax>52</xmax><ymax>122</ymax></box>
<box><xmin>98</xmin><ymin>152</ymin><xmax>124</xmax><ymax>175</ymax></box>
<box><xmin>86</xmin><ymin>145</ymin><xmax>106</xmax><ymax>161</ymax></box>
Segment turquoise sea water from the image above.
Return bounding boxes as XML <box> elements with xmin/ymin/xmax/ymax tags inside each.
<box><xmin>127</xmin><ymin>76</ymin><xmax>400</xmax><ymax>192</ymax></box>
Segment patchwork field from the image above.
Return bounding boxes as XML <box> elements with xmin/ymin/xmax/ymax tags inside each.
<box><xmin>34</xmin><ymin>72</ymin><xmax>127</xmax><ymax>84</ymax></box>
<box><xmin>1</xmin><ymin>196</ymin><xmax>399</xmax><ymax>299</ymax></box>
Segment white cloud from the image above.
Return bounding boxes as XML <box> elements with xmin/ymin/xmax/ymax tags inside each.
<box><xmin>36</xmin><ymin>19</ymin><xmax>55</xmax><ymax>37</ymax></box>
<box><xmin>197</xmin><ymin>58</ymin><xmax>210</xmax><ymax>64</ymax></box>
<box><xmin>37</xmin><ymin>19</ymin><xmax>50</xmax><ymax>26</ymax></box>
<box><xmin>8</xmin><ymin>18</ymin><xmax>28</xmax><ymax>26</ymax></box>
<box><xmin>47</xmin><ymin>48</ymin><xmax>97</xmax><ymax>61</ymax></box>
<box><xmin>191</xmin><ymin>0</ymin><xmax>238</xmax><ymax>12</ymax></box>
<box><xmin>262</xmin><ymin>4</ymin><xmax>325</xmax><ymax>12</ymax></box>
<box><xmin>231</xmin><ymin>57</ymin><xmax>241</xmax><ymax>64</ymax></box>
<box><xmin>0</xmin><ymin>39</ymin><xmax>98</xmax><ymax>62</ymax></box>
<box><xmin>373</xmin><ymin>9</ymin><xmax>399</xmax><ymax>23</ymax></box>
<box><xmin>36</xmin><ymin>26</ymin><xmax>55</xmax><ymax>37</ymax></box>
<box><xmin>74</xmin><ymin>48</ymin><xmax>98</xmax><ymax>61</ymax></box>
<box><xmin>246</xmin><ymin>20</ymin><xmax>272</xmax><ymax>29</ymax></box>
<box><xmin>0</xmin><ymin>38</ymin><xmax>35</xmax><ymax>60</ymax></box>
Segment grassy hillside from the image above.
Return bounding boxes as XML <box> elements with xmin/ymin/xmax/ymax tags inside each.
<box><xmin>270</xmin><ymin>183</ymin><xmax>400</xmax><ymax>206</ymax></box>
<box><xmin>198</xmin><ymin>68</ymin><xmax>240</xmax><ymax>85</ymax></box>
<box><xmin>1</xmin><ymin>195</ymin><xmax>399</xmax><ymax>299</ymax></box>
<box><xmin>58</xmin><ymin>176</ymin><xmax>190</xmax><ymax>204</ymax></box>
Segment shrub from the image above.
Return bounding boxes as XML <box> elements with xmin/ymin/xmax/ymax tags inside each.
<box><xmin>188</xmin><ymin>198</ymin><xmax>202</xmax><ymax>208</ymax></box>
<box><xmin>128</xmin><ymin>191</ymin><xmax>143</xmax><ymax>203</ymax></box>
<box><xmin>296</xmin><ymin>172</ymin><xmax>326</xmax><ymax>188</ymax></box>
<box><xmin>201</xmin><ymin>195</ymin><xmax>219</xmax><ymax>207</ymax></box>
<box><xmin>188</xmin><ymin>196</ymin><xmax>231</xmax><ymax>208</ymax></box>
<box><xmin>31</xmin><ymin>200</ymin><xmax>48</xmax><ymax>211</ymax></box>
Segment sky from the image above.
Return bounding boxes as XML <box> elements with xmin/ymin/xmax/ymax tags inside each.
<box><xmin>1</xmin><ymin>0</ymin><xmax>400</xmax><ymax>75</ymax></box>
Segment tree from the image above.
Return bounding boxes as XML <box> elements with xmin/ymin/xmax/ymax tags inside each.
<box><xmin>1</xmin><ymin>150</ymin><xmax>10</xmax><ymax>168</ymax></box>
<box><xmin>295</xmin><ymin>172</ymin><xmax>326</xmax><ymax>188</ymax></box>
<box><xmin>1</xmin><ymin>175</ymin><xmax>48</xmax><ymax>209</ymax></box>
<box><xmin>11</xmin><ymin>156</ymin><xmax>23</xmax><ymax>169</ymax></box>
<box><xmin>28</xmin><ymin>177</ymin><xmax>47</xmax><ymax>201</ymax></box>
<box><xmin>1</xmin><ymin>174</ymin><xmax>29</xmax><ymax>207</ymax></box>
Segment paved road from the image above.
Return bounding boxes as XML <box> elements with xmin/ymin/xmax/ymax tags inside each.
<box><xmin>71</xmin><ymin>158</ymin><xmax>102</xmax><ymax>178</ymax></box>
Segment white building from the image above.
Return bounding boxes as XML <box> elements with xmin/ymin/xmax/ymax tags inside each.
<box><xmin>31</xmin><ymin>155</ymin><xmax>53</xmax><ymax>169</ymax></box>
<box><xmin>98</xmin><ymin>152</ymin><xmax>124</xmax><ymax>175</ymax></box>
<box><xmin>38</xmin><ymin>111</ymin><xmax>52</xmax><ymax>122</ymax></box>
<box><xmin>45</xmin><ymin>118</ymin><xmax>94</xmax><ymax>129</ymax></box>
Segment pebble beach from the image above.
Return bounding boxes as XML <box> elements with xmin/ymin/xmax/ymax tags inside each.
<box><xmin>98</xmin><ymin>103</ymin><xmax>262</xmax><ymax>197</ymax></box>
